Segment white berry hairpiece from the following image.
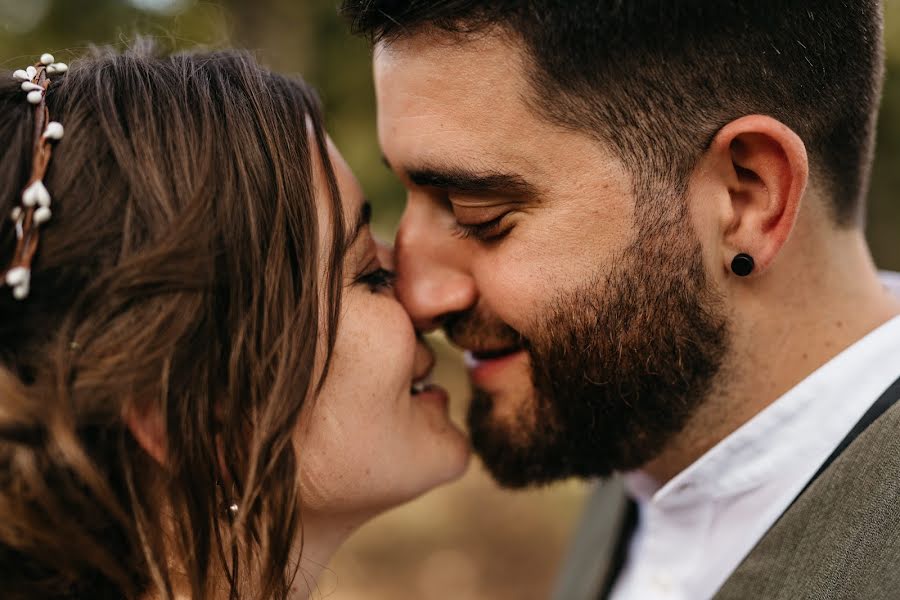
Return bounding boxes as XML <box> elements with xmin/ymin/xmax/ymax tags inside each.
<box><xmin>2</xmin><ymin>53</ymin><xmax>67</xmax><ymax>300</ymax></box>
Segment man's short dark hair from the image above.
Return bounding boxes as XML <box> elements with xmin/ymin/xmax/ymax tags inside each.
<box><xmin>342</xmin><ymin>1</ymin><xmax>884</xmax><ymax>226</ymax></box>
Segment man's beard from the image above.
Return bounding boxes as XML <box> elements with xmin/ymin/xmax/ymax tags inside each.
<box><xmin>452</xmin><ymin>214</ymin><xmax>730</xmax><ymax>488</ymax></box>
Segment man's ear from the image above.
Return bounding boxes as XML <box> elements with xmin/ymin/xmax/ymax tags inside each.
<box><xmin>123</xmin><ymin>402</ymin><xmax>166</xmax><ymax>465</ymax></box>
<box><xmin>708</xmin><ymin>115</ymin><xmax>809</xmax><ymax>275</ymax></box>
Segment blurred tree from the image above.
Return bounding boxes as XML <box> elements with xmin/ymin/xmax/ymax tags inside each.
<box><xmin>870</xmin><ymin>7</ymin><xmax>900</xmax><ymax>270</ymax></box>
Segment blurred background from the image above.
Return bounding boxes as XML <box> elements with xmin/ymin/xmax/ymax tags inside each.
<box><xmin>1</xmin><ymin>1</ymin><xmax>898</xmax><ymax>599</ymax></box>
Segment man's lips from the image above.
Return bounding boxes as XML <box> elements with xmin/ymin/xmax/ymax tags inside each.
<box><xmin>464</xmin><ymin>347</ymin><xmax>528</xmax><ymax>387</ymax></box>
<box><xmin>468</xmin><ymin>346</ymin><xmax>523</xmax><ymax>361</ymax></box>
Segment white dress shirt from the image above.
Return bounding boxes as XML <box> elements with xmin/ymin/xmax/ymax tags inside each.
<box><xmin>609</xmin><ymin>299</ymin><xmax>900</xmax><ymax>600</ymax></box>
<box><xmin>882</xmin><ymin>269</ymin><xmax>900</xmax><ymax>295</ymax></box>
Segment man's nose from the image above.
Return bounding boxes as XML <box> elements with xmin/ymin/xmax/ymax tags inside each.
<box><xmin>395</xmin><ymin>202</ymin><xmax>478</xmax><ymax>332</ymax></box>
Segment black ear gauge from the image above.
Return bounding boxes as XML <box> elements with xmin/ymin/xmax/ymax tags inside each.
<box><xmin>731</xmin><ymin>253</ymin><xmax>755</xmax><ymax>277</ymax></box>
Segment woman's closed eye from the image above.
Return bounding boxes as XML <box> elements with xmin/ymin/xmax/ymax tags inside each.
<box><xmin>355</xmin><ymin>265</ymin><xmax>397</xmax><ymax>293</ymax></box>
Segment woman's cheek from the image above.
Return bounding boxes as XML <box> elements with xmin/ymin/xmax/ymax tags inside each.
<box><xmin>293</xmin><ymin>294</ymin><xmax>418</xmax><ymax>512</ymax></box>
<box><xmin>294</xmin><ymin>402</ymin><xmax>373</xmax><ymax>511</ymax></box>
<box><xmin>351</xmin><ymin>293</ymin><xmax>419</xmax><ymax>388</ymax></box>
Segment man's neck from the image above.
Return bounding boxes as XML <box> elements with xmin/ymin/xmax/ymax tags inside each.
<box><xmin>642</xmin><ymin>231</ymin><xmax>900</xmax><ymax>484</ymax></box>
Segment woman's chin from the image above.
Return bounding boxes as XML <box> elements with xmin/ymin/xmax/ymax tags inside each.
<box><xmin>440</xmin><ymin>427</ymin><xmax>474</xmax><ymax>483</ymax></box>
<box><xmin>419</xmin><ymin>418</ymin><xmax>473</xmax><ymax>487</ymax></box>
<box><xmin>386</xmin><ymin>434</ymin><xmax>473</xmax><ymax>510</ymax></box>
<box><xmin>300</xmin><ymin>432</ymin><xmax>471</xmax><ymax>520</ymax></box>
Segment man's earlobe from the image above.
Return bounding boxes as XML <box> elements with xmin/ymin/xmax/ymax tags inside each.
<box><xmin>711</xmin><ymin>115</ymin><xmax>809</xmax><ymax>275</ymax></box>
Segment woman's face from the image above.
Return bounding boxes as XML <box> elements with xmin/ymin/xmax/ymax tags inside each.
<box><xmin>295</xmin><ymin>138</ymin><xmax>470</xmax><ymax>519</ymax></box>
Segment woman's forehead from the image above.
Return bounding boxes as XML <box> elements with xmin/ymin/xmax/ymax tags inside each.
<box><xmin>310</xmin><ymin>133</ymin><xmax>369</xmax><ymax>249</ymax></box>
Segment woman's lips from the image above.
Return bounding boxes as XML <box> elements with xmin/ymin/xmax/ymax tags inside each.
<box><xmin>411</xmin><ymin>383</ymin><xmax>450</xmax><ymax>410</ymax></box>
<box><xmin>464</xmin><ymin>348</ymin><xmax>528</xmax><ymax>387</ymax></box>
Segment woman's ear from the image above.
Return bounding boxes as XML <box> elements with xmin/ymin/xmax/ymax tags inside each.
<box><xmin>708</xmin><ymin>115</ymin><xmax>809</xmax><ymax>274</ymax></box>
<box><xmin>123</xmin><ymin>402</ymin><xmax>166</xmax><ymax>465</ymax></box>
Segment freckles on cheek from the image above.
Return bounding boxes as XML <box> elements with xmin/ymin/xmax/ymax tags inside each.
<box><xmin>295</xmin><ymin>301</ymin><xmax>416</xmax><ymax>503</ymax></box>
<box><xmin>360</xmin><ymin>303</ymin><xmax>418</xmax><ymax>375</ymax></box>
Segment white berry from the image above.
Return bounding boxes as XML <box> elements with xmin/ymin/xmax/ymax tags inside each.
<box><xmin>34</xmin><ymin>206</ymin><xmax>52</xmax><ymax>225</ymax></box>
<box><xmin>22</xmin><ymin>181</ymin><xmax>50</xmax><ymax>208</ymax></box>
<box><xmin>5</xmin><ymin>266</ymin><xmax>28</xmax><ymax>287</ymax></box>
<box><xmin>43</xmin><ymin>122</ymin><xmax>64</xmax><ymax>140</ymax></box>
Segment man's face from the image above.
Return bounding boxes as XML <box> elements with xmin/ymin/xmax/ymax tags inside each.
<box><xmin>375</xmin><ymin>33</ymin><xmax>729</xmax><ymax>486</ymax></box>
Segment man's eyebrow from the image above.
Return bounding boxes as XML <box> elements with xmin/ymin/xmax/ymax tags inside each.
<box><xmin>382</xmin><ymin>156</ymin><xmax>539</xmax><ymax>198</ymax></box>
<box><xmin>345</xmin><ymin>200</ymin><xmax>372</xmax><ymax>249</ymax></box>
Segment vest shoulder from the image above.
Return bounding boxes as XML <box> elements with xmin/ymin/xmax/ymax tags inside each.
<box><xmin>715</xmin><ymin>400</ymin><xmax>900</xmax><ymax>599</ymax></box>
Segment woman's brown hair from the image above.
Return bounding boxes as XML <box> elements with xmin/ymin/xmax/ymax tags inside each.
<box><xmin>0</xmin><ymin>41</ymin><xmax>346</xmax><ymax>599</ymax></box>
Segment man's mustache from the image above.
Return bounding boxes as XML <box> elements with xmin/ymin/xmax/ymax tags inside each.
<box><xmin>443</xmin><ymin>308</ymin><xmax>525</xmax><ymax>353</ymax></box>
